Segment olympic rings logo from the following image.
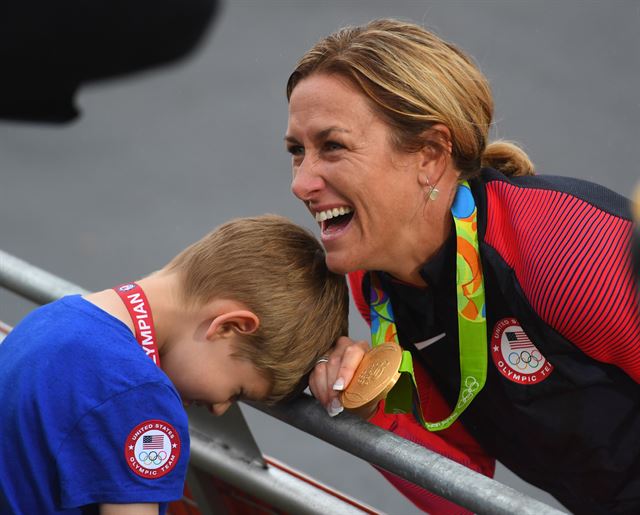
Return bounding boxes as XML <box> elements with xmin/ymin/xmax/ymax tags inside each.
<box><xmin>138</xmin><ymin>450</ymin><xmax>168</xmax><ymax>466</ymax></box>
<box><xmin>507</xmin><ymin>350</ymin><xmax>542</xmax><ymax>370</ymax></box>
<box><xmin>460</xmin><ymin>376</ymin><xmax>480</xmax><ymax>404</ymax></box>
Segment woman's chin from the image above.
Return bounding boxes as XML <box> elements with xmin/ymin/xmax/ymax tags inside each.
<box><xmin>325</xmin><ymin>251</ymin><xmax>365</xmax><ymax>275</ymax></box>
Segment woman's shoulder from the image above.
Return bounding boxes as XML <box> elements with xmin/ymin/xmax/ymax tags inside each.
<box><xmin>477</xmin><ymin>167</ymin><xmax>633</xmax><ymax>283</ymax></box>
<box><xmin>477</xmin><ymin>168</ymin><xmax>631</xmax><ymax>221</ymax></box>
<box><xmin>476</xmin><ymin>169</ymin><xmax>640</xmax><ymax>382</ymax></box>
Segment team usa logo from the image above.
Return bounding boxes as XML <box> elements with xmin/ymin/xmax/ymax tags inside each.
<box><xmin>491</xmin><ymin>318</ymin><xmax>553</xmax><ymax>384</ymax></box>
<box><xmin>124</xmin><ymin>419</ymin><xmax>181</xmax><ymax>479</ymax></box>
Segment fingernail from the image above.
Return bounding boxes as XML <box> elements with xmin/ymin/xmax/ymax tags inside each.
<box><xmin>328</xmin><ymin>398</ymin><xmax>343</xmax><ymax>417</ymax></box>
<box><xmin>332</xmin><ymin>378</ymin><xmax>345</xmax><ymax>391</ymax></box>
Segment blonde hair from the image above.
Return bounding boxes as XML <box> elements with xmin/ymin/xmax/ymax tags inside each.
<box><xmin>165</xmin><ymin>214</ymin><xmax>349</xmax><ymax>403</ymax></box>
<box><xmin>287</xmin><ymin>18</ymin><xmax>534</xmax><ymax>178</ymax></box>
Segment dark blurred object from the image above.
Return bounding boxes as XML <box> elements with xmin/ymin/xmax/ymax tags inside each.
<box><xmin>0</xmin><ymin>0</ymin><xmax>220</xmax><ymax>123</ymax></box>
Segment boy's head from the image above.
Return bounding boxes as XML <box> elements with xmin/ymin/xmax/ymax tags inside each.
<box><xmin>165</xmin><ymin>214</ymin><xmax>349</xmax><ymax>403</ymax></box>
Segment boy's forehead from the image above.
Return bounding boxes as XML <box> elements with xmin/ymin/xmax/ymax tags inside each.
<box><xmin>244</xmin><ymin>379</ymin><xmax>272</xmax><ymax>402</ymax></box>
<box><xmin>236</xmin><ymin>359</ymin><xmax>272</xmax><ymax>401</ymax></box>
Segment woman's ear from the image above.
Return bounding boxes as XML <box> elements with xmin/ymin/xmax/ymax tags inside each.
<box><xmin>419</xmin><ymin>124</ymin><xmax>453</xmax><ymax>166</ymax></box>
<box><xmin>205</xmin><ymin>310</ymin><xmax>260</xmax><ymax>340</ymax></box>
<box><xmin>417</xmin><ymin>124</ymin><xmax>453</xmax><ymax>186</ymax></box>
<box><xmin>430</xmin><ymin>123</ymin><xmax>453</xmax><ymax>153</ymax></box>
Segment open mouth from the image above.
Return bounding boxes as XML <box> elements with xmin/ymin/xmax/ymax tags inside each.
<box><xmin>315</xmin><ymin>207</ymin><xmax>354</xmax><ymax>236</ymax></box>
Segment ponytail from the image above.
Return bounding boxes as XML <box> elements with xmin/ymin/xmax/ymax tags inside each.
<box><xmin>481</xmin><ymin>140</ymin><xmax>535</xmax><ymax>177</ymax></box>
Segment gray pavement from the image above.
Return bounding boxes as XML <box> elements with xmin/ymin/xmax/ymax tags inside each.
<box><xmin>1</xmin><ymin>1</ymin><xmax>638</xmax><ymax>513</ymax></box>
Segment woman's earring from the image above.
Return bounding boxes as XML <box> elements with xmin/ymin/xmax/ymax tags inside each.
<box><xmin>426</xmin><ymin>178</ymin><xmax>439</xmax><ymax>201</ymax></box>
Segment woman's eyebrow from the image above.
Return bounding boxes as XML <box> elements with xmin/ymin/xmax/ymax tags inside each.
<box><xmin>284</xmin><ymin>126</ymin><xmax>351</xmax><ymax>144</ymax></box>
<box><xmin>316</xmin><ymin>126</ymin><xmax>350</xmax><ymax>140</ymax></box>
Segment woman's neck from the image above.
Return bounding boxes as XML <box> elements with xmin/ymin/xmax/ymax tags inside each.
<box><xmin>391</xmin><ymin>183</ymin><xmax>457</xmax><ymax>287</ymax></box>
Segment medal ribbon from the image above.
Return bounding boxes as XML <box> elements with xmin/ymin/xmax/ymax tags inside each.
<box><xmin>114</xmin><ymin>283</ymin><xmax>161</xmax><ymax>367</ymax></box>
<box><xmin>370</xmin><ymin>181</ymin><xmax>487</xmax><ymax>431</ymax></box>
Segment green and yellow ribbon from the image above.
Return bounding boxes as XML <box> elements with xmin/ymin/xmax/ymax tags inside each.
<box><xmin>370</xmin><ymin>181</ymin><xmax>487</xmax><ymax>431</ymax></box>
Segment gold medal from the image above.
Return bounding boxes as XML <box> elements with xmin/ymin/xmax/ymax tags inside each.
<box><xmin>341</xmin><ymin>342</ymin><xmax>403</xmax><ymax>409</ymax></box>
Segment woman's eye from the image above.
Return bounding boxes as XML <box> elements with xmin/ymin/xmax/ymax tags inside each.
<box><xmin>324</xmin><ymin>141</ymin><xmax>344</xmax><ymax>152</ymax></box>
<box><xmin>287</xmin><ymin>145</ymin><xmax>304</xmax><ymax>156</ymax></box>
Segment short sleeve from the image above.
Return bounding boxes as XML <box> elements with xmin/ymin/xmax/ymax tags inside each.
<box><xmin>56</xmin><ymin>382</ymin><xmax>190</xmax><ymax>509</ymax></box>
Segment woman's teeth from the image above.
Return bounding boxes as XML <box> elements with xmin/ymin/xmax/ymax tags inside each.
<box><xmin>315</xmin><ymin>206</ymin><xmax>353</xmax><ymax>222</ymax></box>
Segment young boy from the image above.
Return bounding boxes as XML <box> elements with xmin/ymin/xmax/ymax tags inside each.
<box><xmin>0</xmin><ymin>214</ymin><xmax>349</xmax><ymax>515</ymax></box>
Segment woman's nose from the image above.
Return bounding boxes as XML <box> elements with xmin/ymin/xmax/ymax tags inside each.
<box><xmin>291</xmin><ymin>159</ymin><xmax>325</xmax><ymax>201</ymax></box>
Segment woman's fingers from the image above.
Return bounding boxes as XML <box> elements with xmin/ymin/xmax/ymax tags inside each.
<box><xmin>323</xmin><ymin>336</ymin><xmax>369</xmax><ymax>416</ymax></box>
<box><xmin>309</xmin><ymin>359</ymin><xmax>331</xmax><ymax>407</ymax></box>
<box><xmin>309</xmin><ymin>336</ymin><xmax>369</xmax><ymax>415</ymax></box>
<box><xmin>309</xmin><ymin>339</ymin><xmax>349</xmax><ymax>408</ymax></box>
<box><xmin>332</xmin><ymin>337</ymin><xmax>369</xmax><ymax>389</ymax></box>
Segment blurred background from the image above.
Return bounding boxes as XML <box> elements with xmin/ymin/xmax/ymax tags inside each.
<box><xmin>1</xmin><ymin>1</ymin><xmax>638</xmax><ymax>513</ymax></box>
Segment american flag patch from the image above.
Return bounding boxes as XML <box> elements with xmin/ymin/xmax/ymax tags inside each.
<box><xmin>143</xmin><ymin>434</ymin><xmax>164</xmax><ymax>449</ymax></box>
<box><xmin>505</xmin><ymin>330</ymin><xmax>534</xmax><ymax>349</ymax></box>
<box><xmin>491</xmin><ymin>318</ymin><xmax>554</xmax><ymax>385</ymax></box>
<box><xmin>125</xmin><ymin>419</ymin><xmax>181</xmax><ymax>479</ymax></box>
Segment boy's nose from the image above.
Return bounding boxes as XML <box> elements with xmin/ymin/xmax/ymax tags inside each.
<box><xmin>210</xmin><ymin>401</ymin><xmax>232</xmax><ymax>416</ymax></box>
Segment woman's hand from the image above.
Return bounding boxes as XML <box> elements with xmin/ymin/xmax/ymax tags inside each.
<box><xmin>309</xmin><ymin>336</ymin><xmax>370</xmax><ymax>417</ymax></box>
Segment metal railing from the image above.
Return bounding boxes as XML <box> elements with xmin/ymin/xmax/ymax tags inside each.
<box><xmin>0</xmin><ymin>248</ymin><xmax>567</xmax><ymax>515</ymax></box>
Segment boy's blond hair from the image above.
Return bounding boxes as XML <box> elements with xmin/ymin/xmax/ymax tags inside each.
<box><xmin>165</xmin><ymin>214</ymin><xmax>349</xmax><ymax>403</ymax></box>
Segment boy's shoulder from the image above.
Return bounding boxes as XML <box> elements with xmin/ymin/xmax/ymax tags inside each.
<box><xmin>0</xmin><ymin>296</ymin><xmax>190</xmax><ymax>511</ymax></box>
<box><xmin>1</xmin><ymin>295</ymin><xmax>183</xmax><ymax>417</ymax></box>
<box><xmin>4</xmin><ymin>294</ymin><xmax>134</xmax><ymax>349</ymax></box>
<box><xmin>6</xmin><ymin>294</ymin><xmax>149</xmax><ymax>360</ymax></box>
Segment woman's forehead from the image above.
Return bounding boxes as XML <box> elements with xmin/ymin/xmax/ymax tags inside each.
<box><xmin>287</xmin><ymin>76</ymin><xmax>379</xmax><ymax>135</ymax></box>
<box><xmin>289</xmin><ymin>74</ymin><xmax>367</xmax><ymax>114</ymax></box>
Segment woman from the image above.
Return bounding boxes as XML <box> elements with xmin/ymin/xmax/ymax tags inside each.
<box><xmin>284</xmin><ymin>18</ymin><xmax>640</xmax><ymax>515</ymax></box>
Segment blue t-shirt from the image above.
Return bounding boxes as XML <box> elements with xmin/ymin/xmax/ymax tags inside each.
<box><xmin>0</xmin><ymin>295</ymin><xmax>190</xmax><ymax>514</ymax></box>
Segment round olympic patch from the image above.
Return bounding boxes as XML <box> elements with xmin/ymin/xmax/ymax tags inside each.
<box><xmin>491</xmin><ymin>318</ymin><xmax>553</xmax><ymax>384</ymax></box>
<box><xmin>125</xmin><ymin>419</ymin><xmax>181</xmax><ymax>479</ymax></box>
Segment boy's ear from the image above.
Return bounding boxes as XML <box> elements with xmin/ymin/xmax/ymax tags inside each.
<box><xmin>205</xmin><ymin>310</ymin><xmax>260</xmax><ymax>340</ymax></box>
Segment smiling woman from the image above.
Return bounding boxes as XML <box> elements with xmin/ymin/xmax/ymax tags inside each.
<box><xmin>287</xmin><ymin>73</ymin><xmax>445</xmax><ymax>282</ymax></box>
<box><xmin>285</xmin><ymin>18</ymin><xmax>640</xmax><ymax>515</ymax></box>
